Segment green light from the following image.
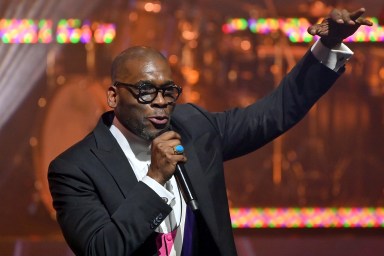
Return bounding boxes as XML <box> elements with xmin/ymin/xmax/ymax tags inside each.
<box><xmin>2</xmin><ymin>35</ymin><xmax>10</xmax><ymax>43</ymax></box>
<box><xmin>303</xmin><ymin>35</ymin><xmax>313</xmax><ymax>43</ymax></box>
<box><xmin>57</xmin><ymin>19</ymin><xmax>67</xmax><ymax>27</ymax></box>
<box><xmin>255</xmin><ymin>222</ymin><xmax>263</xmax><ymax>228</ymax></box>
<box><xmin>70</xmin><ymin>32</ymin><xmax>81</xmax><ymax>43</ymax></box>
<box><xmin>56</xmin><ymin>34</ymin><xmax>66</xmax><ymax>44</ymax></box>
<box><xmin>38</xmin><ymin>19</ymin><xmax>46</xmax><ymax>27</ymax></box>
<box><xmin>24</xmin><ymin>33</ymin><xmax>33</xmax><ymax>43</ymax></box>
<box><xmin>289</xmin><ymin>34</ymin><xmax>298</xmax><ymax>43</ymax></box>
<box><xmin>72</xmin><ymin>19</ymin><xmax>81</xmax><ymax>27</ymax></box>
<box><xmin>104</xmin><ymin>34</ymin><xmax>114</xmax><ymax>44</ymax></box>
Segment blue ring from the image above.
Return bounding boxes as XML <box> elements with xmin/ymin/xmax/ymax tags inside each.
<box><xmin>174</xmin><ymin>145</ymin><xmax>184</xmax><ymax>154</ymax></box>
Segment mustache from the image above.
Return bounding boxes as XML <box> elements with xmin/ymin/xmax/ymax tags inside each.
<box><xmin>152</xmin><ymin>108</ymin><xmax>169</xmax><ymax>116</ymax></box>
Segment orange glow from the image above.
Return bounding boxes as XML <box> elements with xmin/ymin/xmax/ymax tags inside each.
<box><xmin>152</xmin><ymin>3</ymin><xmax>161</xmax><ymax>13</ymax></box>
<box><xmin>144</xmin><ymin>2</ymin><xmax>161</xmax><ymax>13</ymax></box>
<box><xmin>38</xmin><ymin>97</ymin><xmax>47</xmax><ymax>108</ymax></box>
<box><xmin>144</xmin><ymin>3</ymin><xmax>154</xmax><ymax>12</ymax></box>
<box><xmin>182</xmin><ymin>30</ymin><xmax>197</xmax><ymax>41</ymax></box>
<box><xmin>181</xmin><ymin>67</ymin><xmax>200</xmax><ymax>85</ymax></box>
<box><xmin>129</xmin><ymin>12</ymin><xmax>138</xmax><ymax>22</ymax></box>
<box><xmin>228</xmin><ymin>70</ymin><xmax>237</xmax><ymax>82</ymax></box>
<box><xmin>190</xmin><ymin>91</ymin><xmax>200</xmax><ymax>102</ymax></box>
<box><xmin>29</xmin><ymin>137</ymin><xmax>38</xmax><ymax>147</ymax></box>
<box><xmin>240</xmin><ymin>40</ymin><xmax>251</xmax><ymax>51</ymax></box>
<box><xmin>168</xmin><ymin>54</ymin><xmax>178</xmax><ymax>65</ymax></box>
<box><xmin>379</xmin><ymin>67</ymin><xmax>384</xmax><ymax>80</ymax></box>
<box><xmin>188</xmin><ymin>40</ymin><xmax>198</xmax><ymax>48</ymax></box>
<box><xmin>270</xmin><ymin>64</ymin><xmax>279</xmax><ymax>75</ymax></box>
<box><xmin>56</xmin><ymin>75</ymin><xmax>66</xmax><ymax>85</ymax></box>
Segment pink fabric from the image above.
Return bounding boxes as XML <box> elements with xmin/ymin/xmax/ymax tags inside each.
<box><xmin>155</xmin><ymin>228</ymin><xmax>178</xmax><ymax>256</ymax></box>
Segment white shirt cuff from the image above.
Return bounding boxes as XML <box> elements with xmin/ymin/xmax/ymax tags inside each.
<box><xmin>311</xmin><ymin>39</ymin><xmax>354</xmax><ymax>72</ymax></box>
<box><xmin>141</xmin><ymin>176</ymin><xmax>175</xmax><ymax>205</ymax></box>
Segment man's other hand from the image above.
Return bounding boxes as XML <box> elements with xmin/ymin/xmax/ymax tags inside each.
<box><xmin>307</xmin><ymin>8</ymin><xmax>373</xmax><ymax>48</ymax></box>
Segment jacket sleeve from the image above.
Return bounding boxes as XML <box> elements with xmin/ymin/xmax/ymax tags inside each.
<box><xmin>48</xmin><ymin>155</ymin><xmax>172</xmax><ymax>256</ymax></box>
<box><xmin>194</xmin><ymin>50</ymin><xmax>343</xmax><ymax>161</ymax></box>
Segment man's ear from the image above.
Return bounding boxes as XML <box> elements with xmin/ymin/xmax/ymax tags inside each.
<box><xmin>107</xmin><ymin>86</ymin><xmax>118</xmax><ymax>108</ymax></box>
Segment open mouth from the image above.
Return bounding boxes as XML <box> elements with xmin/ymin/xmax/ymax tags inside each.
<box><xmin>147</xmin><ymin>116</ymin><xmax>169</xmax><ymax>126</ymax></box>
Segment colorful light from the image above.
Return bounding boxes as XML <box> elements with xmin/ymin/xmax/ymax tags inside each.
<box><xmin>0</xmin><ymin>19</ymin><xmax>115</xmax><ymax>44</ymax></box>
<box><xmin>344</xmin><ymin>18</ymin><xmax>384</xmax><ymax>43</ymax></box>
<box><xmin>230</xmin><ymin>207</ymin><xmax>384</xmax><ymax>228</ymax></box>
<box><xmin>56</xmin><ymin>19</ymin><xmax>83</xmax><ymax>44</ymax></box>
<box><xmin>37</xmin><ymin>19</ymin><xmax>53</xmax><ymax>43</ymax></box>
<box><xmin>249</xmin><ymin>18</ymin><xmax>279</xmax><ymax>34</ymax></box>
<box><xmin>93</xmin><ymin>23</ymin><xmax>116</xmax><ymax>44</ymax></box>
<box><xmin>80</xmin><ymin>21</ymin><xmax>92</xmax><ymax>44</ymax></box>
<box><xmin>222</xmin><ymin>18</ymin><xmax>249</xmax><ymax>34</ymax></box>
<box><xmin>223</xmin><ymin>17</ymin><xmax>384</xmax><ymax>43</ymax></box>
<box><xmin>0</xmin><ymin>19</ymin><xmax>39</xmax><ymax>43</ymax></box>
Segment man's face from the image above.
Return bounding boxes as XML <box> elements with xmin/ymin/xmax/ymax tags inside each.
<box><xmin>108</xmin><ymin>56</ymin><xmax>176</xmax><ymax>141</ymax></box>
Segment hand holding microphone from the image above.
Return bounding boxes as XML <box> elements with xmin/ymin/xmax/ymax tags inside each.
<box><xmin>147</xmin><ymin>131</ymin><xmax>199</xmax><ymax>211</ymax></box>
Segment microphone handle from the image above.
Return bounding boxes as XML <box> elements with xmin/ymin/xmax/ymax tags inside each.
<box><xmin>174</xmin><ymin>163</ymin><xmax>199</xmax><ymax>211</ymax></box>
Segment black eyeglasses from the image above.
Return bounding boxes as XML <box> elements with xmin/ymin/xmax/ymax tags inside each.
<box><xmin>114</xmin><ymin>80</ymin><xmax>182</xmax><ymax>104</ymax></box>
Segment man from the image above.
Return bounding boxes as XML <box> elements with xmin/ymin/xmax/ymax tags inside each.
<box><xmin>48</xmin><ymin>8</ymin><xmax>372</xmax><ymax>256</ymax></box>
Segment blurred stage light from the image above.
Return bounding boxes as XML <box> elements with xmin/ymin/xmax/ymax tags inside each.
<box><xmin>222</xmin><ymin>17</ymin><xmax>384</xmax><ymax>43</ymax></box>
<box><xmin>0</xmin><ymin>18</ymin><xmax>52</xmax><ymax>43</ymax></box>
<box><xmin>0</xmin><ymin>19</ymin><xmax>116</xmax><ymax>44</ymax></box>
<box><xmin>144</xmin><ymin>2</ymin><xmax>162</xmax><ymax>13</ymax></box>
<box><xmin>222</xmin><ymin>18</ymin><xmax>248</xmax><ymax>34</ymax></box>
<box><xmin>93</xmin><ymin>23</ymin><xmax>116</xmax><ymax>44</ymax></box>
<box><xmin>230</xmin><ymin>207</ymin><xmax>384</xmax><ymax>228</ymax></box>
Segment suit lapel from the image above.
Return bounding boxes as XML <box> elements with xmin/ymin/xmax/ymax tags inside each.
<box><xmin>91</xmin><ymin>112</ymin><xmax>138</xmax><ymax>198</ymax></box>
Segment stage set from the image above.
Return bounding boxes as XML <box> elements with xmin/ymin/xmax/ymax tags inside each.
<box><xmin>0</xmin><ymin>0</ymin><xmax>383</xmax><ymax>255</ymax></box>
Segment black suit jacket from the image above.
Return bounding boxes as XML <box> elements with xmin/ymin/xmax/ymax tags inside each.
<box><xmin>48</xmin><ymin>50</ymin><xmax>342</xmax><ymax>256</ymax></box>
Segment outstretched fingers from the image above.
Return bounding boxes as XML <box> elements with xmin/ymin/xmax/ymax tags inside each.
<box><xmin>330</xmin><ymin>8</ymin><xmax>373</xmax><ymax>26</ymax></box>
<box><xmin>348</xmin><ymin>8</ymin><xmax>373</xmax><ymax>26</ymax></box>
<box><xmin>349</xmin><ymin>8</ymin><xmax>366</xmax><ymax>21</ymax></box>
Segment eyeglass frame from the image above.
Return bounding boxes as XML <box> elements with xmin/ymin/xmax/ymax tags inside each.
<box><xmin>113</xmin><ymin>80</ymin><xmax>182</xmax><ymax>104</ymax></box>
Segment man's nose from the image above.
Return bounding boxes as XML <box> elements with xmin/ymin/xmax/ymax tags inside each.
<box><xmin>151</xmin><ymin>91</ymin><xmax>168</xmax><ymax>106</ymax></box>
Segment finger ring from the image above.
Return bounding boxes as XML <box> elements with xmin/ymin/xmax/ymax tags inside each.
<box><xmin>173</xmin><ymin>145</ymin><xmax>184</xmax><ymax>155</ymax></box>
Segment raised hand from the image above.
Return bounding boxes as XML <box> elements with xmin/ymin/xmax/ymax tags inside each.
<box><xmin>307</xmin><ymin>8</ymin><xmax>373</xmax><ymax>48</ymax></box>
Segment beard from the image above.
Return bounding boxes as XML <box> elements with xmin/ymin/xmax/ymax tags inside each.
<box><xmin>122</xmin><ymin>116</ymin><xmax>170</xmax><ymax>141</ymax></box>
<box><xmin>139</xmin><ymin>124</ymin><xmax>169</xmax><ymax>141</ymax></box>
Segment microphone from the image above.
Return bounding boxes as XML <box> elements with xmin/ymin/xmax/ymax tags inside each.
<box><xmin>167</xmin><ymin>125</ymin><xmax>199</xmax><ymax>211</ymax></box>
<box><xmin>175</xmin><ymin>161</ymin><xmax>199</xmax><ymax>211</ymax></box>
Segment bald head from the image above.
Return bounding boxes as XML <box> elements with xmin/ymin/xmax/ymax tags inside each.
<box><xmin>111</xmin><ymin>46</ymin><xmax>169</xmax><ymax>82</ymax></box>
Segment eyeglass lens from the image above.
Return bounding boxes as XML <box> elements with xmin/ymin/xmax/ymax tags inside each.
<box><xmin>139</xmin><ymin>83</ymin><xmax>180</xmax><ymax>103</ymax></box>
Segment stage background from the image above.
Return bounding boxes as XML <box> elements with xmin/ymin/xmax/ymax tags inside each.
<box><xmin>0</xmin><ymin>0</ymin><xmax>383</xmax><ymax>255</ymax></box>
